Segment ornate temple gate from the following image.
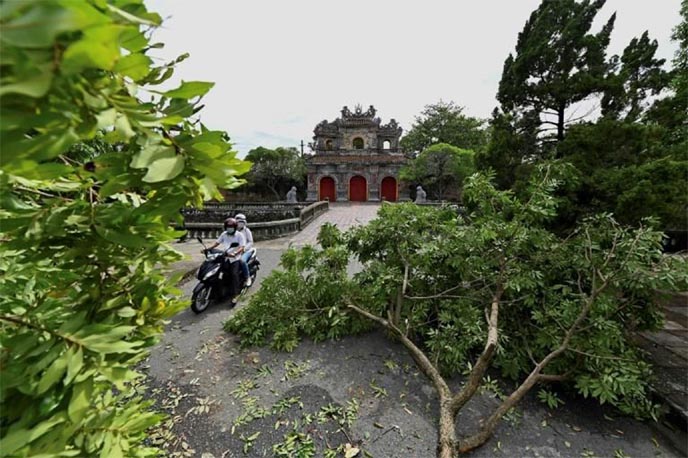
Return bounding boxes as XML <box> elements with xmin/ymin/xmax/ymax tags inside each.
<box><xmin>319</xmin><ymin>176</ymin><xmax>336</xmax><ymax>201</ymax></box>
<box><xmin>306</xmin><ymin>105</ymin><xmax>408</xmax><ymax>202</ymax></box>
<box><xmin>380</xmin><ymin>176</ymin><xmax>397</xmax><ymax>202</ymax></box>
<box><xmin>349</xmin><ymin>176</ymin><xmax>367</xmax><ymax>201</ymax></box>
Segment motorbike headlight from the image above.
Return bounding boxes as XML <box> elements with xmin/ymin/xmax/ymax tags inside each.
<box><xmin>203</xmin><ymin>264</ymin><xmax>221</xmax><ymax>280</ymax></box>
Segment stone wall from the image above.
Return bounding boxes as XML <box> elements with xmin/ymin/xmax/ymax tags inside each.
<box><xmin>340</xmin><ymin>127</ymin><xmax>378</xmax><ymax>151</ymax></box>
<box><xmin>180</xmin><ymin>201</ymin><xmax>329</xmax><ymax>241</ymax></box>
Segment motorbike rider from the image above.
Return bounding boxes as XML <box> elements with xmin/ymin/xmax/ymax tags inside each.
<box><xmin>204</xmin><ymin>217</ymin><xmax>246</xmax><ymax>256</ymax></box>
<box><xmin>204</xmin><ymin>219</ymin><xmax>246</xmax><ymax>296</ymax></box>
<box><xmin>235</xmin><ymin>213</ymin><xmax>254</xmax><ymax>287</ymax></box>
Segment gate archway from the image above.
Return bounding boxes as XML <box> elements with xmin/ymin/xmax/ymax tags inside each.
<box><xmin>349</xmin><ymin>175</ymin><xmax>367</xmax><ymax>202</ymax></box>
<box><xmin>380</xmin><ymin>176</ymin><xmax>397</xmax><ymax>202</ymax></box>
<box><xmin>319</xmin><ymin>176</ymin><xmax>336</xmax><ymax>202</ymax></box>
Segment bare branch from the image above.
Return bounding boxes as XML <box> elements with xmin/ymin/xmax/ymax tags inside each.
<box><xmin>449</xmin><ymin>256</ymin><xmax>506</xmax><ymax>414</ymax></box>
<box><xmin>404</xmin><ymin>279</ymin><xmax>486</xmax><ymax>301</ymax></box>
<box><xmin>538</xmin><ymin>373</ymin><xmax>571</xmax><ymax>382</ymax></box>
<box><xmin>346</xmin><ymin>303</ymin><xmax>451</xmax><ymax>399</ymax></box>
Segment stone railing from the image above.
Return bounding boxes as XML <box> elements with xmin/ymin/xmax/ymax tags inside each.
<box><xmin>299</xmin><ymin>200</ymin><xmax>328</xmax><ymax>227</ymax></box>
<box><xmin>200</xmin><ymin>202</ymin><xmax>303</xmax><ymax>211</ymax></box>
<box><xmin>180</xmin><ymin>201</ymin><xmax>329</xmax><ymax>241</ymax></box>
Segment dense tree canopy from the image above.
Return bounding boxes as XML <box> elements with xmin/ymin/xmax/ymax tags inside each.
<box><xmin>400</xmin><ymin>101</ymin><xmax>487</xmax><ymax>155</ymax></box>
<box><xmin>245</xmin><ymin>146</ymin><xmax>306</xmax><ymax>200</ymax></box>
<box><xmin>0</xmin><ymin>1</ymin><xmax>249</xmax><ymax>456</ymax></box>
<box><xmin>481</xmin><ymin>0</ymin><xmax>686</xmax><ymax>233</ymax></box>
<box><xmin>400</xmin><ymin>143</ymin><xmax>475</xmax><ymax>201</ymax></box>
<box><xmin>601</xmin><ymin>31</ymin><xmax>668</xmax><ymax>122</ymax></box>
<box><xmin>497</xmin><ymin>0</ymin><xmax>616</xmax><ymax>145</ymax></box>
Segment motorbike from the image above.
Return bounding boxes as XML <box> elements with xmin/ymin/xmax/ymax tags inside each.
<box><xmin>190</xmin><ymin>236</ymin><xmax>260</xmax><ymax>314</ymax></box>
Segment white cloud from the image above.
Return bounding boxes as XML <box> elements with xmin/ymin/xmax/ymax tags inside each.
<box><xmin>145</xmin><ymin>0</ymin><xmax>681</xmax><ymax>157</ymax></box>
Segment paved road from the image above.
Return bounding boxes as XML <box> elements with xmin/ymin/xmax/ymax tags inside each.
<box><xmin>145</xmin><ymin>203</ymin><xmax>682</xmax><ymax>458</ymax></box>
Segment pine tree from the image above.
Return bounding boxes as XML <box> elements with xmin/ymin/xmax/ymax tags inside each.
<box><xmin>497</xmin><ymin>0</ymin><xmax>615</xmax><ymax>145</ymax></box>
<box><xmin>602</xmin><ymin>31</ymin><xmax>668</xmax><ymax>121</ymax></box>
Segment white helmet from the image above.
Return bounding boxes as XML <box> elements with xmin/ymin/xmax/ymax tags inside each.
<box><xmin>235</xmin><ymin>213</ymin><xmax>247</xmax><ymax>223</ymax></box>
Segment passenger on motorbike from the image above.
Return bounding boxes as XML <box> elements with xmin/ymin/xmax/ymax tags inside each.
<box><xmin>235</xmin><ymin>213</ymin><xmax>254</xmax><ymax>287</ymax></box>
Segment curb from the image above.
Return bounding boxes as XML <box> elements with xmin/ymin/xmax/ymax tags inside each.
<box><xmin>175</xmin><ymin>266</ymin><xmax>198</xmax><ymax>286</ymax></box>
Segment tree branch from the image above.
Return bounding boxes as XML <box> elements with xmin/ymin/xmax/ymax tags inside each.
<box><xmin>449</xmin><ymin>256</ymin><xmax>506</xmax><ymax>414</ymax></box>
<box><xmin>537</xmin><ymin>373</ymin><xmax>571</xmax><ymax>382</ymax></box>
<box><xmin>404</xmin><ymin>279</ymin><xmax>486</xmax><ymax>300</ymax></box>
<box><xmin>346</xmin><ymin>303</ymin><xmax>451</xmax><ymax>399</ymax></box>
<box><xmin>458</xmin><ymin>252</ymin><xmax>611</xmax><ymax>454</ymax></box>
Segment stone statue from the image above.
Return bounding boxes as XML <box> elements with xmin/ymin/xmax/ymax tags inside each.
<box><xmin>414</xmin><ymin>185</ymin><xmax>427</xmax><ymax>204</ymax></box>
<box><xmin>286</xmin><ymin>186</ymin><xmax>298</xmax><ymax>203</ymax></box>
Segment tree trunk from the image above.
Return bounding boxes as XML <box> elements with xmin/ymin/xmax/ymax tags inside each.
<box><xmin>438</xmin><ymin>399</ymin><xmax>458</xmax><ymax>458</ymax></box>
<box><xmin>557</xmin><ymin>103</ymin><xmax>565</xmax><ymax>143</ymax></box>
<box><xmin>267</xmin><ymin>183</ymin><xmax>281</xmax><ymax>201</ymax></box>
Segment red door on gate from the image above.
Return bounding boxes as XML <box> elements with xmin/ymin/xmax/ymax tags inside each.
<box><xmin>349</xmin><ymin>176</ymin><xmax>367</xmax><ymax>202</ymax></box>
<box><xmin>319</xmin><ymin>177</ymin><xmax>336</xmax><ymax>202</ymax></box>
<box><xmin>380</xmin><ymin>177</ymin><xmax>397</xmax><ymax>202</ymax></box>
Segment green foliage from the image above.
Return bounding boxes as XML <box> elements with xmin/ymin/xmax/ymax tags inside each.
<box><xmin>0</xmin><ymin>1</ymin><xmax>249</xmax><ymax>456</ymax></box>
<box><xmin>244</xmin><ymin>146</ymin><xmax>306</xmax><ymax>200</ymax></box>
<box><xmin>602</xmin><ymin>31</ymin><xmax>668</xmax><ymax>122</ymax></box>
<box><xmin>400</xmin><ymin>101</ymin><xmax>487</xmax><ymax>154</ymax></box>
<box><xmin>400</xmin><ymin>143</ymin><xmax>476</xmax><ymax>201</ymax></box>
<box><xmin>497</xmin><ymin>0</ymin><xmax>615</xmax><ymax>143</ymax></box>
<box><xmin>316</xmin><ymin>222</ymin><xmax>344</xmax><ymax>248</ymax></box>
<box><xmin>537</xmin><ymin>389</ymin><xmax>564</xmax><ymax>409</ymax></box>
<box><xmin>554</xmin><ymin>121</ymin><xmax>688</xmax><ymax>231</ymax></box>
<box><xmin>225</xmin><ymin>166</ymin><xmax>688</xmax><ymax>420</ymax></box>
<box><xmin>482</xmin><ymin>0</ymin><xmax>684</xmax><ymax>233</ymax></box>
<box><xmin>223</xmin><ymin>240</ymin><xmax>373</xmax><ymax>350</ymax></box>
<box><xmin>272</xmin><ymin>431</ymin><xmax>315</xmax><ymax>458</ymax></box>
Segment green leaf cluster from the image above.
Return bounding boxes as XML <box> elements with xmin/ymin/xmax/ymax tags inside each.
<box><xmin>224</xmin><ymin>240</ymin><xmax>373</xmax><ymax>351</ymax></box>
<box><xmin>0</xmin><ymin>1</ymin><xmax>249</xmax><ymax>456</ymax></box>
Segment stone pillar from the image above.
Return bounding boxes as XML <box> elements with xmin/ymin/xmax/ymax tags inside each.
<box><xmin>307</xmin><ymin>172</ymin><xmax>317</xmax><ymax>201</ymax></box>
<box><xmin>368</xmin><ymin>169</ymin><xmax>380</xmax><ymax>202</ymax></box>
<box><xmin>336</xmin><ymin>166</ymin><xmax>348</xmax><ymax>201</ymax></box>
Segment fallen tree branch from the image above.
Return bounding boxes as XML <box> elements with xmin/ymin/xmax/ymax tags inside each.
<box><xmin>346</xmin><ymin>303</ymin><xmax>451</xmax><ymax>399</ymax></box>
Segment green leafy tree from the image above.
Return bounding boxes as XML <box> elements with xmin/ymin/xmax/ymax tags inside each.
<box><xmin>226</xmin><ymin>165</ymin><xmax>687</xmax><ymax>457</ymax></box>
<box><xmin>475</xmin><ymin>108</ymin><xmax>540</xmax><ymax>190</ymax></box>
<box><xmin>400</xmin><ymin>101</ymin><xmax>487</xmax><ymax>155</ymax></box>
<box><xmin>556</xmin><ymin>120</ymin><xmax>687</xmax><ymax>231</ymax></box>
<box><xmin>245</xmin><ymin>146</ymin><xmax>306</xmax><ymax>200</ymax></box>
<box><xmin>483</xmin><ymin>0</ymin><xmax>683</xmax><ymax>235</ymax></box>
<box><xmin>646</xmin><ymin>0</ymin><xmax>688</xmax><ymax>149</ymax></box>
<box><xmin>0</xmin><ymin>1</ymin><xmax>250</xmax><ymax>456</ymax></box>
<box><xmin>400</xmin><ymin>143</ymin><xmax>475</xmax><ymax>201</ymax></box>
<box><xmin>497</xmin><ymin>0</ymin><xmax>615</xmax><ymax>144</ymax></box>
<box><xmin>552</xmin><ymin>6</ymin><xmax>687</xmax><ymax>232</ymax></box>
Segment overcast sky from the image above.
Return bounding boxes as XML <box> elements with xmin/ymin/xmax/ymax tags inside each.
<box><xmin>145</xmin><ymin>0</ymin><xmax>681</xmax><ymax>158</ymax></box>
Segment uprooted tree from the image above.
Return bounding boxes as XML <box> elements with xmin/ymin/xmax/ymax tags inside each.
<box><xmin>226</xmin><ymin>164</ymin><xmax>687</xmax><ymax>457</ymax></box>
<box><xmin>0</xmin><ymin>1</ymin><xmax>250</xmax><ymax>456</ymax></box>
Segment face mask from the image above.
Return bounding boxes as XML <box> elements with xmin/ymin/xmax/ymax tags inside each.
<box><xmin>227</xmin><ymin>228</ymin><xmax>236</xmax><ymax>235</ymax></box>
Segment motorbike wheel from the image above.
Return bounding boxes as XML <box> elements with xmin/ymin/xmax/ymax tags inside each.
<box><xmin>191</xmin><ymin>284</ymin><xmax>212</xmax><ymax>314</ymax></box>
